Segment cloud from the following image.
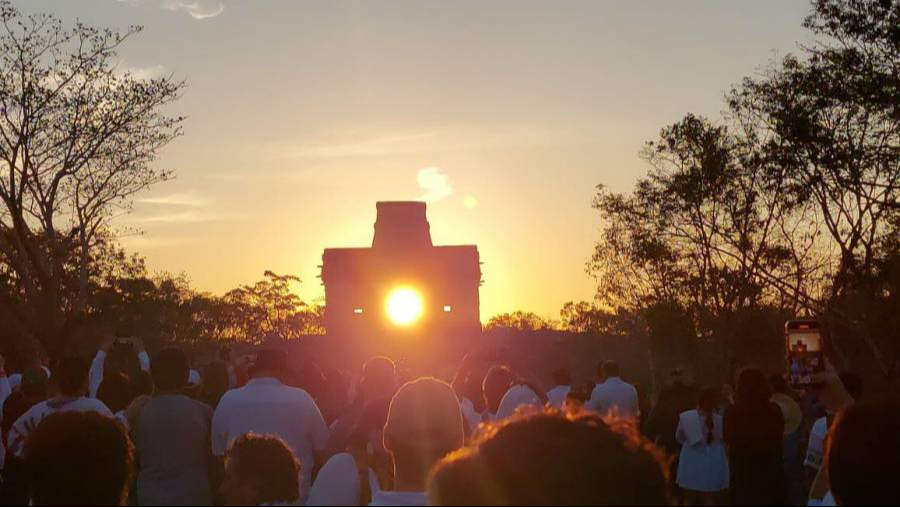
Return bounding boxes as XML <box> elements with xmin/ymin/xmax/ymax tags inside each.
<box><xmin>417</xmin><ymin>167</ymin><xmax>454</xmax><ymax>204</ymax></box>
<box><xmin>280</xmin><ymin>132</ymin><xmax>437</xmax><ymax>160</ymax></box>
<box><xmin>115</xmin><ymin>0</ymin><xmax>225</xmax><ymax>20</ymax></box>
<box><xmin>138</xmin><ymin>192</ymin><xmax>208</xmax><ymax>207</ymax></box>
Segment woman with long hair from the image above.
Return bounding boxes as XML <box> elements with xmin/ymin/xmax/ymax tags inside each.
<box><xmin>724</xmin><ymin>367</ymin><xmax>787</xmax><ymax>506</ymax></box>
<box><xmin>676</xmin><ymin>387</ymin><xmax>729</xmax><ymax>506</ymax></box>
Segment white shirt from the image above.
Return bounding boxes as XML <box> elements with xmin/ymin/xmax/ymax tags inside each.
<box><xmin>805</xmin><ymin>416</ymin><xmax>829</xmax><ymax>470</ymax></box>
<box><xmin>307</xmin><ymin>452</ymin><xmax>380</xmax><ymax>506</ymax></box>
<box><xmin>369</xmin><ymin>491</ymin><xmax>428</xmax><ymax>507</ymax></box>
<box><xmin>7</xmin><ymin>366</ymin><xmax>52</xmax><ymax>392</ymax></box>
<box><xmin>547</xmin><ymin>385</ymin><xmax>572</xmax><ymax>410</ymax></box>
<box><xmin>7</xmin><ymin>396</ymin><xmax>113</xmax><ymax>457</ymax></box>
<box><xmin>189</xmin><ymin>369</ymin><xmax>202</xmax><ymax>387</ymax></box>
<box><xmin>587</xmin><ymin>377</ymin><xmax>639</xmax><ymax>420</ymax></box>
<box><xmin>496</xmin><ymin>384</ymin><xmax>543</xmax><ymax>421</ymax></box>
<box><xmin>212</xmin><ymin>378</ymin><xmax>330</xmax><ymax>497</ymax></box>
<box><xmin>89</xmin><ymin>350</ymin><xmax>151</xmax><ymax>398</ymax></box>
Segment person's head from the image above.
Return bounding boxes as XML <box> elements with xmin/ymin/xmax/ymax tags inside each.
<box><xmin>151</xmin><ymin>347</ymin><xmax>189</xmax><ymax>392</ymax></box>
<box><xmin>602</xmin><ymin>361</ymin><xmax>621</xmax><ymax>379</ymax></box>
<box><xmin>361</xmin><ymin>356</ymin><xmax>397</xmax><ymax>401</ymax></box>
<box><xmin>697</xmin><ymin>386</ymin><xmax>720</xmax><ymax>414</ymax></box>
<box><xmin>133</xmin><ymin>371</ymin><xmax>154</xmax><ymax>398</ymax></box>
<box><xmin>828</xmin><ymin>398</ymin><xmax>900</xmax><ymax>506</ymax></box>
<box><xmin>201</xmin><ymin>360</ymin><xmax>231</xmax><ymax>407</ymax></box>
<box><xmin>483</xmin><ymin>366</ymin><xmax>516</xmax><ymax>414</ymax></box>
<box><xmin>221</xmin><ymin>434</ymin><xmax>300</xmax><ymax>507</ymax></box>
<box><xmin>25</xmin><ymin>411</ymin><xmax>134</xmax><ymax>506</ymax></box>
<box><xmin>838</xmin><ymin>372</ymin><xmax>864</xmax><ymax>402</ymax></box>
<box><xmin>735</xmin><ymin>367</ymin><xmax>772</xmax><ymax>406</ymax></box>
<box><xmin>21</xmin><ymin>367</ymin><xmax>50</xmax><ymax>400</ymax></box>
<box><xmin>97</xmin><ymin>372</ymin><xmax>133</xmax><ymax>414</ymax></box>
<box><xmin>428</xmin><ymin>412</ymin><xmax>671</xmax><ymax>506</ymax></box>
<box><xmin>769</xmin><ymin>374</ymin><xmax>789</xmax><ymax>395</ymax></box>
<box><xmin>54</xmin><ymin>356</ymin><xmax>90</xmax><ymax>398</ymax></box>
<box><xmin>564</xmin><ymin>389</ymin><xmax>588</xmax><ymax>417</ymax></box>
<box><xmin>385</xmin><ymin>378</ymin><xmax>465</xmax><ymax>484</ymax></box>
<box><xmin>250</xmin><ymin>349</ymin><xmax>289</xmax><ymax>380</ymax></box>
<box><xmin>551</xmin><ymin>368</ymin><xmax>572</xmax><ymax>387</ymax></box>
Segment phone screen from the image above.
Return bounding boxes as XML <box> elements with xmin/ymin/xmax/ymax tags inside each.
<box><xmin>786</xmin><ymin>321</ymin><xmax>824</xmax><ymax>388</ymax></box>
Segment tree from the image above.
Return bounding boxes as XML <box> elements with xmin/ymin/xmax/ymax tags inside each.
<box><xmin>559</xmin><ymin>301</ymin><xmax>624</xmax><ymax>335</ymax></box>
<box><xmin>484</xmin><ymin>311</ymin><xmax>556</xmax><ymax>332</ymax></box>
<box><xmin>222</xmin><ymin>271</ymin><xmax>324</xmax><ymax>343</ymax></box>
<box><xmin>0</xmin><ymin>2</ymin><xmax>184</xmax><ymax>355</ymax></box>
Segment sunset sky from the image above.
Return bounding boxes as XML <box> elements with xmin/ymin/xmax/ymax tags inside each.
<box><xmin>23</xmin><ymin>0</ymin><xmax>812</xmax><ymax>320</ymax></box>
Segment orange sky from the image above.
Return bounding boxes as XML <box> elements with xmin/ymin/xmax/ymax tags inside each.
<box><xmin>23</xmin><ymin>0</ymin><xmax>813</xmax><ymax>320</ymax></box>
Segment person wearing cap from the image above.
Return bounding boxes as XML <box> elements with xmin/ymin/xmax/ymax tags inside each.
<box><xmin>212</xmin><ymin>349</ymin><xmax>330</xmax><ymax>504</ymax></box>
<box><xmin>132</xmin><ymin>347</ymin><xmax>215</xmax><ymax>506</ymax></box>
<box><xmin>371</xmin><ymin>378</ymin><xmax>465</xmax><ymax>507</ymax></box>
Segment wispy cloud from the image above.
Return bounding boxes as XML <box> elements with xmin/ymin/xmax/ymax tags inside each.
<box><xmin>138</xmin><ymin>192</ymin><xmax>209</xmax><ymax>208</ymax></box>
<box><xmin>417</xmin><ymin>167</ymin><xmax>454</xmax><ymax>203</ymax></box>
<box><xmin>117</xmin><ymin>64</ymin><xmax>167</xmax><ymax>81</ymax></box>
<box><xmin>279</xmin><ymin>132</ymin><xmax>438</xmax><ymax>160</ymax></box>
<box><xmin>115</xmin><ymin>0</ymin><xmax>225</xmax><ymax>20</ymax></box>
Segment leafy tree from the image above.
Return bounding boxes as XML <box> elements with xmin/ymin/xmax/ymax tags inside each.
<box><xmin>559</xmin><ymin>301</ymin><xmax>625</xmax><ymax>335</ymax></box>
<box><xmin>222</xmin><ymin>271</ymin><xmax>323</xmax><ymax>343</ymax></box>
<box><xmin>485</xmin><ymin>311</ymin><xmax>557</xmax><ymax>332</ymax></box>
<box><xmin>0</xmin><ymin>1</ymin><xmax>183</xmax><ymax>355</ymax></box>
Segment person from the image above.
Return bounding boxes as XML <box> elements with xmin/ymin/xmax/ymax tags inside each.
<box><xmin>805</xmin><ymin>373</ymin><xmax>864</xmax><ymax>475</ymax></box>
<box><xmin>212</xmin><ymin>350</ymin><xmax>329</xmax><ymax>503</ymax></box>
<box><xmin>372</xmin><ymin>378</ymin><xmax>465</xmax><ymax>507</ymax></box>
<box><xmin>563</xmin><ymin>388</ymin><xmax>589</xmax><ymax>417</ymax></box>
<box><xmin>7</xmin><ymin>356</ymin><xmax>112</xmax><ymax>457</ymax></box>
<box><xmin>24</xmin><ymin>411</ymin><xmax>134</xmax><ymax>506</ymax></box>
<box><xmin>587</xmin><ymin>361</ymin><xmax>639</xmax><ymax>420</ymax></box>
<box><xmin>308</xmin><ymin>399</ymin><xmax>393</xmax><ymax>506</ymax></box>
<box><xmin>97</xmin><ymin>372</ymin><xmax>134</xmax><ymax>415</ymax></box>
<box><xmin>131</xmin><ymin>347</ymin><xmax>215</xmax><ymax>506</ymax></box>
<box><xmin>326</xmin><ymin>357</ymin><xmax>397</xmax><ymax>457</ymax></box>
<box><xmin>0</xmin><ymin>367</ymin><xmax>49</xmax><ymax>506</ymax></box>
<box><xmin>495</xmin><ymin>381</ymin><xmax>548</xmax><ymax>421</ymax></box>
<box><xmin>825</xmin><ymin>398</ymin><xmax>899</xmax><ymax>506</ymax></box>
<box><xmin>724</xmin><ymin>367</ymin><xmax>786</xmax><ymax>506</ymax></box>
<box><xmin>428</xmin><ymin>411</ymin><xmax>671</xmax><ymax>506</ymax></box>
<box><xmin>769</xmin><ymin>375</ymin><xmax>805</xmax><ymax>506</ymax></box>
<box><xmin>546</xmin><ymin>368</ymin><xmax>572</xmax><ymax>410</ymax></box>
<box><xmin>482</xmin><ymin>366</ymin><xmax>516</xmax><ymax>421</ymax></box>
<box><xmin>89</xmin><ymin>336</ymin><xmax>151</xmax><ymax>398</ymax></box>
<box><xmin>221</xmin><ymin>433</ymin><xmax>301</xmax><ymax>507</ymax></box>
<box><xmin>676</xmin><ymin>387</ymin><xmax>729</xmax><ymax>506</ymax></box>
<box><xmin>200</xmin><ymin>360</ymin><xmax>231</xmax><ymax>410</ymax></box>
<box><xmin>451</xmin><ymin>355</ymin><xmax>488</xmax><ymax>433</ymax></box>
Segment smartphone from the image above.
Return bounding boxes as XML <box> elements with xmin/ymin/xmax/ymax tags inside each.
<box><xmin>786</xmin><ymin>320</ymin><xmax>825</xmax><ymax>389</ymax></box>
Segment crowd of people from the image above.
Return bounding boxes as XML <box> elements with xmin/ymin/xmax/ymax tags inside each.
<box><xmin>0</xmin><ymin>337</ymin><xmax>897</xmax><ymax>506</ymax></box>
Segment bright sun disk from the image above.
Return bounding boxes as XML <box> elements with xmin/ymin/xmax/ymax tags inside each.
<box><xmin>386</xmin><ymin>288</ymin><xmax>424</xmax><ymax>327</ymax></box>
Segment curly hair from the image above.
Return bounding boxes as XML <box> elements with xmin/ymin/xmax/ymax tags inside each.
<box><xmin>428</xmin><ymin>410</ymin><xmax>672</xmax><ymax>506</ymax></box>
<box><xmin>25</xmin><ymin>411</ymin><xmax>134</xmax><ymax>506</ymax></box>
<box><xmin>225</xmin><ymin>433</ymin><xmax>300</xmax><ymax>505</ymax></box>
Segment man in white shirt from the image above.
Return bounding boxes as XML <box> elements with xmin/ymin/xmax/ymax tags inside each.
<box><xmin>546</xmin><ymin>368</ymin><xmax>573</xmax><ymax>410</ymax></box>
<box><xmin>371</xmin><ymin>378</ymin><xmax>465</xmax><ymax>507</ymax></box>
<box><xmin>212</xmin><ymin>350</ymin><xmax>329</xmax><ymax>503</ymax></box>
<box><xmin>7</xmin><ymin>356</ymin><xmax>112</xmax><ymax>457</ymax></box>
<box><xmin>587</xmin><ymin>361</ymin><xmax>639</xmax><ymax>420</ymax></box>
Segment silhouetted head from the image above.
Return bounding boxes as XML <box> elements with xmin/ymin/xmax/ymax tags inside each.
<box><xmin>428</xmin><ymin>411</ymin><xmax>670</xmax><ymax>506</ymax></box>
<box><xmin>201</xmin><ymin>360</ymin><xmax>231</xmax><ymax>409</ymax></box>
<box><xmin>361</xmin><ymin>356</ymin><xmax>397</xmax><ymax>401</ymax></box>
<box><xmin>828</xmin><ymin>398</ymin><xmax>900</xmax><ymax>506</ymax></box>
<box><xmin>21</xmin><ymin>367</ymin><xmax>50</xmax><ymax>400</ymax></box>
<box><xmin>221</xmin><ymin>433</ymin><xmax>300</xmax><ymax>507</ymax></box>
<box><xmin>385</xmin><ymin>378</ymin><xmax>465</xmax><ymax>486</ymax></box>
<box><xmin>54</xmin><ymin>357</ymin><xmax>90</xmax><ymax>398</ymax></box>
<box><xmin>25</xmin><ymin>411</ymin><xmax>134</xmax><ymax>506</ymax></box>
<box><xmin>483</xmin><ymin>366</ymin><xmax>516</xmax><ymax>415</ymax></box>
<box><xmin>250</xmin><ymin>349</ymin><xmax>289</xmax><ymax>380</ymax></box>
<box><xmin>97</xmin><ymin>372</ymin><xmax>133</xmax><ymax>414</ymax></box>
<box><xmin>769</xmin><ymin>374</ymin><xmax>789</xmax><ymax>394</ymax></box>
<box><xmin>552</xmin><ymin>368</ymin><xmax>572</xmax><ymax>387</ymax></box>
<box><xmin>735</xmin><ymin>367</ymin><xmax>772</xmax><ymax>406</ymax></box>
<box><xmin>152</xmin><ymin>347</ymin><xmax>190</xmax><ymax>392</ymax></box>
<box><xmin>133</xmin><ymin>371</ymin><xmax>154</xmax><ymax>398</ymax></box>
<box><xmin>602</xmin><ymin>361</ymin><xmax>621</xmax><ymax>379</ymax></box>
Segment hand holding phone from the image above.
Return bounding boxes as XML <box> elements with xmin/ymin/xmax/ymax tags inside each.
<box><xmin>786</xmin><ymin>320</ymin><xmax>825</xmax><ymax>389</ymax></box>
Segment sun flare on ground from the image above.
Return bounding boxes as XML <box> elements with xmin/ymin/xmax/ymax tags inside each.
<box><xmin>386</xmin><ymin>287</ymin><xmax>425</xmax><ymax>327</ymax></box>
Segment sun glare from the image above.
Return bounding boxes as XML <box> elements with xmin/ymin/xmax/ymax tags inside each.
<box><xmin>386</xmin><ymin>287</ymin><xmax>424</xmax><ymax>327</ymax></box>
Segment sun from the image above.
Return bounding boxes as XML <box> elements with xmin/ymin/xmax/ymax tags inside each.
<box><xmin>386</xmin><ymin>287</ymin><xmax>425</xmax><ymax>327</ymax></box>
